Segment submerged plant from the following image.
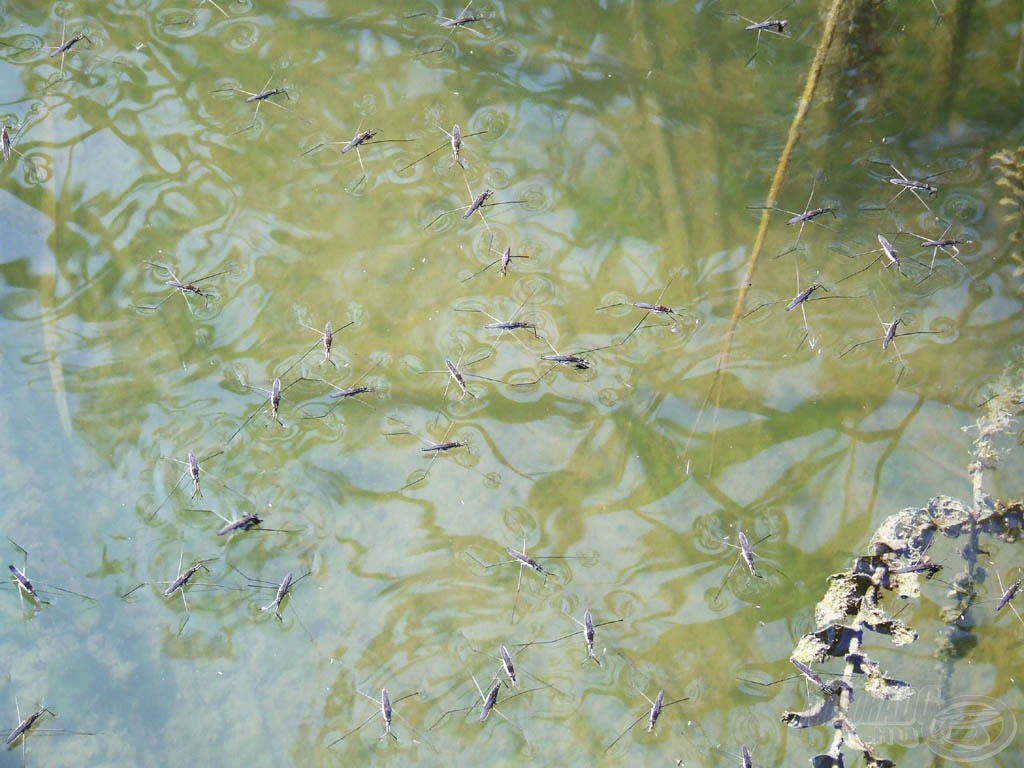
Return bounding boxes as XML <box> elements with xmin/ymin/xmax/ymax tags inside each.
<box><xmin>778</xmin><ymin>374</ymin><xmax>1024</xmax><ymax>766</ymax></box>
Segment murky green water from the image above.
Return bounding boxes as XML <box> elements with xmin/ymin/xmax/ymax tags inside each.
<box><xmin>2</xmin><ymin>0</ymin><xmax>1023</xmax><ymax>765</ymax></box>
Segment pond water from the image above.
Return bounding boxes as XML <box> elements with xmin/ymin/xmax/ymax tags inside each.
<box><xmin>1</xmin><ymin>0</ymin><xmax>1023</xmax><ymax>765</ymax></box>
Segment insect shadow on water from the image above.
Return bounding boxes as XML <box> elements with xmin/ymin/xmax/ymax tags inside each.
<box><xmin>597</xmin><ymin>273</ymin><xmax>696</xmax><ymax>346</ymax></box>
<box><xmin>135</xmin><ymin>260</ymin><xmax>235</xmax><ymax>317</ymax></box>
<box><xmin>398</xmin><ymin>123</ymin><xmax>486</xmax><ymax>174</ymax></box>
<box><xmin>6</xmin><ymin>538</ymin><xmax>95</xmax><ymax>612</ymax></box>
<box><xmin>467</xmin><ymin>535</ymin><xmax>586</xmax><ymax>623</ymax></box>
<box><xmin>121</xmin><ymin>553</ymin><xmax>223</xmax><ymax>636</ymax></box>
<box><xmin>212</xmin><ymin>74</ymin><xmax>293</xmax><ymax>135</ymax></box>
<box><xmin>302</xmin><ymin>122</ymin><xmax>415</xmax><ymax>193</ymax></box>
<box><xmin>427</xmin><ymin>672</ymin><xmax>541</xmax><ymax>733</ymax></box>
<box><xmin>519</xmin><ymin>608</ymin><xmax>623</xmax><ymax>666</ymax></box>
<box><xmin>328</xmin><ymin>688</ymin><xmax>423</xmax><ymax>746</ymax></box>
<box><xmin>461</xmin><ymin>234</ymin><xmax>530</xmax><ymax>282</ymax></box>
<box><xmin>410</xmin><ymin>2</ymin><xmax>487</xmax><ymax>57</ymax></box>
<box><xmin>867</xmin><ymin>159</ymin><xmax>955</xmax><ymax>216</ymax></box>
<box><xmin>718</xmin><ymin>2</ymin><xmax>792</xmax><ymax>66</ymax></box>
<box><xmin>604</xmin><ymin>679</ymin><xmax>689</xmax><ymax>753</ymax></box>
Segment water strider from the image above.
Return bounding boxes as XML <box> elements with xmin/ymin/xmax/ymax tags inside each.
<box><xmin>440</xmin><ymin>1</ymin><xmax>484</xmax><ymax>28</ymax></box>
<box><xmin>838</xmin><ymin>311</ymin><xmax>937</xmax><ymax>360</ymax></box>
<box><xmin>262</xmin><ymin>571</ymin><xmax>294</xmax><ymax>619</ymax></box>
<box><xmin>215</xmin><ymin>513</ymin><xmax>263</xmax><ymax>537</ymax></box>
<box><xmin>524</xmin><ymin>336</ymin><xmax>626</xmax><ymax>382</ymax></box>
<box><xmin>237</xmin><ymin>568</ymin><xmax>312</xmax><ymax>622</ymax></box>
<box><xmin>44</xmin><ymin>17</ymin><xmax>94</xmax><ymax>77</ymax></box>
<box><xmin>460</xmin><ymin>235</ymin><xmax>530</xmax><ymax>282</ymax></box>
<box><xmin>135</xmin><ymin>261</ymin><xmax>234</xmax><ymax>316</ymax></box>
<box><xmin>989</xmin><ymin>561</ymin><xmax>1024</xmax><ymax>627</ymax></box>
<box><xmin>384</xmin><ymin>415</ymin><xmax>489</xmax><ymax>491</ymax></box>
<box><xmin>720</xmin><ymin>3</ymin><xmax>791</xmax><ymax>65</ymax></box>
<box><xmin>294</xmin><ymin>360</ymin><xmax>384</xmax><ymax>421</ymax></box>
<box><xmin>712</xmin><ymin>531</ymin><xmax>776</xmax><ymax>601</ymax></box>
<box><xmin>303</xmin><ymin>124</ymin><xmax>413</xmax><ymax>191</ymax></box>
<box><xmin>211</xmin><ymin>503</ymin><xmax>292</xmax><ymax>538</ymax></box>
<box><xmin>147</xmin><ymin>449</ymin><xmax>254</xmax><ymax>521</ymax></box>
<box><xmin>412</xmin><ymin>2</ymin><xmax>487</xmax><ymax>56</ymax></box>
<box><xmin>326</xmin><ymin>361</ymin><xmax>381</xmax><ymax>401</ymax></box>
<box><xmin>469</xmin><ymin>535</ymin><xmax>586</xmax><ymax>622</ymax></box>
<box><xmin>836</xmin><ymin>234</ymin><xmax>925</xmax><ymax>284</ymax></box>
<box><xmin>226</xmin><ymin>374</ymin><xmax>319</xmax><ymax>444</ymax></box>
<box><xmin>752</xmin><ymin>172</ymin><xmax>837</xmax><ymax>257</ymax></box>
<box><xmin>894</xmin><ymin>221</ymin><xmax>971</xmax><ymax>271</ymax></box>
<box><xmin>162</xmin><ymin>561</ymin><xmax>208</xmax><ymax>599</ymax></box>
<box><xmin>122</xmin><ymin>554</ymin><xmax>221</xmax><ymax>635</ymax></box>
<box><xmin>398</xmin><ymin>123</ymin><xmax>486</xmax><ymax>173</ymax></box>
<box><xmin>869</xmin><ymin>159</ymin><xmax>954</xmax><ymax>214</ymax></box>
<box><xmin>297</xmin><ymin>319</ymin><xmax>354</xmax><ymax>367</ymax></box>
<box><xmin>410</xmin><ymin>352</ymin><xmax>503</xmax><ymax>402</ymax></box>
<box><xmin>528</xmin><ymin>609</ymin><xmax>623</xmax><ymax>665</ymax></box>
<box><xmin>423</xmin><ymin>183</ymin><xmax>526</xmax><ymax>232</ymax></box>
<box><xmin>467</xmin><ymin>639</ymin><xmax>565</xmax><ymax>696</ymax></box>
<box><xmin>454</xmin><ymin>288</ymin><xmax>543</xmax><ymax>362</ymax></box>
<box><xmin>1</xmin><ymin>123</ymin><xmax>28</xmax><ymax>162</ymax></box>
<box><xmin>6</xmin><ymin>702</ymin><xmax>55</xmax><ymax>746</ymax></box>
<box><xmin>605</xmin><ymin>688</ymin><xmax>688</xmax><ymax>752</ymax></box>
<box><xmin>427</xmin><ymin>672</ymin><xmax>540</xmax><ymax>732</ymax></box>
<box><xmin>328</xmin><ymin>688</ymin><xmax>420</xmax><ymax>745</ymax></box>
<box><xmin>212</xmin><ymin>75</ymin><xmax>292</xmax><ymax>134</ymax></box>
<box><xmin>5</xmin><ymin>538</ymin><xmax>95</xmax><ymax>610</ymax></box>
<box><xmin>597</xmin><ymin>274</ymin><xmax>695</xmax><ymax>344</ymax></box>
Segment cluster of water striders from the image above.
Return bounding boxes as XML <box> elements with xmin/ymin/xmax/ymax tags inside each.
<box><xmin>0</xmin><ymin>2</ymin><xmax>994</xmax><ymax>764</ymax></box>
<box><xmin>1</xmin><ymin>2</ymin><xmax>726</xmax><ymax>759</ymax></box>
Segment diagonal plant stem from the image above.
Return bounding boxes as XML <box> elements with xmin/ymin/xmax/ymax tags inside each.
<box><xmin>692</xmin><ymin>0</ymin><xmax>848</xmax><ymax>471</ymax></box>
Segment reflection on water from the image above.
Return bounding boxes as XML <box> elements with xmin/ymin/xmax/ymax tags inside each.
<box><xmin>1</xmin><ymin>0</ymin><xmax>1023</xmax><ymax>765</ymax></box>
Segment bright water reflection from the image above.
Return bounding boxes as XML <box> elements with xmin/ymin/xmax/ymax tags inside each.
<box><xmin>1</xmin><ymin>0</ymin><xmax>1023</xmax><ymax>765</ymax></box>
